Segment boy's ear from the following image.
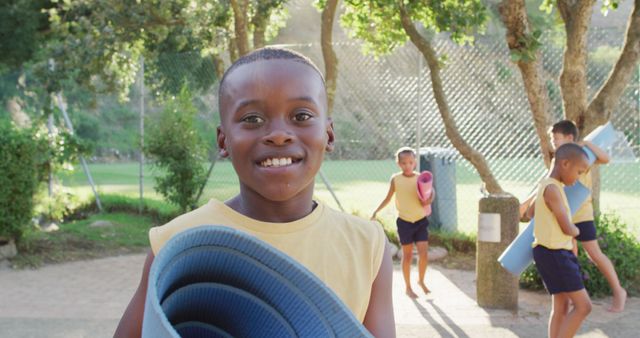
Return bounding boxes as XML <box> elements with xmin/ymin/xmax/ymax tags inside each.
<box><xmin>216</xmin><ymin>126</ymin><xmax>229</xmax><ymax>158</ymax></box>
<box><xmin>325</xmin><ymin>118</ymin><xmax>335</xmax><ymax>152</ymax></box>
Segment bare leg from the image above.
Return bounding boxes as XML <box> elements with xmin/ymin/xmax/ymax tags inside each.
<box><xmin>416</xmin><ymin>240</ymin><xmax>430</xmax><ymax>294</ymax></box>
<box><xmin>582</xmin><ymin>240</ymin><xmax>626</xmax><ymax>312</ymax></box>
<box><xmin>557</xmin><ymin>289</ymin><xmax>592</xmax><ymax>338</ymax></box>
<box><xmin>549</xmin><ymin>293</ymin><xmax>570</xmax><ymax>338</ymax></box>
<box><xmin>401</xmin><ymin>243</ymin><xmax>417</xmax><ymax>298</ymax></box>
<box><xmin>571</xmin><ymin>238</ymin><xmax>578</xmax><ymax>256</ymax></box>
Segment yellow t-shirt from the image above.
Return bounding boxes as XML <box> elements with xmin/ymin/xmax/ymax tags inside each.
<box><xmin>148</xmin><ymin>199</ymin><xmax>387</xmax><ymax>322</ymax></box>
<box><xmin>572</xmin><ymin>168</ymin><xmax>594</xmax><ymax>223</ymax></box>
<box><xmin>532</xmin><ymin>177</ymin><xmax>573</xmax><ymax>250</ymax></box>
<box><xmin>392</xmin><ymin>172</ymin><xmax>425</xmax><ymax>223</ymax></box>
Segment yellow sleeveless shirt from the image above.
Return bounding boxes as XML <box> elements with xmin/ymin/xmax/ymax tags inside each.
<box><xmin>532</xmin><ymin>177</ymin><xmax>573</xmax><ymax>250</ymax></box>
<box><xmin>572</xmin><ymin>169</ymin><xmax>594</xmax><ymax>223</ymax></box>
<box><xmin>392</xmin><ymin>172</ymin><xmax>425</xmax><ymax>223</ymax></box>
<box><xmin>148</xmin><ymin>199</ymin><xmax>387</xmax><ymax>322</ymax></box>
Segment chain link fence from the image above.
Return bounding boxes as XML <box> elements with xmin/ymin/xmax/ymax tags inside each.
<box><xmin>286</xmin><ymin>27</ymin><xmax>639</xmax><ymax>234</ymax></box>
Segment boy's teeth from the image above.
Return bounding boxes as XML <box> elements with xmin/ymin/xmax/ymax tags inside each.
<box><xmin>261</xmin><ymin>157</ymin><xmax>294</xmax><ymax>167</ymax></box>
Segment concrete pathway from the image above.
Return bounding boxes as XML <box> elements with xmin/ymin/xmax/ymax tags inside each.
<box><xmin>0</xmin><ymin>254</ymin><xmax>637</xmax><ymax>337</ymax></box>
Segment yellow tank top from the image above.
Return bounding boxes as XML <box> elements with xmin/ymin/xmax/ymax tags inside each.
<box><xmin>532</xmin><ymin>177</ymin><xmax>573</xmax><ymax>250</ymax></box>
<box><xmin>148</xmin><ymin>199</ymin><xmax>386</xmax><ymax>322</ymax></box>
<box><xmin>392</xmin><ymin>172</ymin><xmax>425</xmax><ymax>223</ymax></box>
<box><xmin>572</xmin><ymin>169</ymin><xmax>594</xmax><ymax>223</ymax></box>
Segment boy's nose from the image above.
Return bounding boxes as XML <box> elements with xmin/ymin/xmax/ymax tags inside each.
<box><xmin>263</xmin><ymin>121</ymin><xmax>293</xmax><ymax>146</ymax></box>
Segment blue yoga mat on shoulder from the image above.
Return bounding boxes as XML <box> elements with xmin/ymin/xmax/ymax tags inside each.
<box><xmin>498</xmin><ymin>122</ymin><xmax>617</xmax><ymax>275</ymax></box>
<box><xmin>142</xmin><ymin>225</ymin><xmax>372</xmax><ymax>338</ymax></box>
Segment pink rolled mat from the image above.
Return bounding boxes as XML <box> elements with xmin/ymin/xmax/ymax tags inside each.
<box><xmin>417</xmin><ymin>171</ymin><xmax>433</xmax><ymax>216</ymax></box>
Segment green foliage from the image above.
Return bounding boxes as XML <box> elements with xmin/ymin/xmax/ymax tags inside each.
<box><xmin>75</xmin><ymin>194</ymin><xmax>181</xmax><ymax>224</ymax></box>
<box><xmin>12</xmin><ymin>192</ymin><xmax>184</xmax><ymax>268</ymax></box>
<box><xmin>429</xmin><ymin>229</ymin><xmax>477</xmax><ymax>254</ymax></box>
<box><xmin>0</xmin><ymin>0</ymin><xmax>51</xmax><ymax>69</ymax></box>
<box><xmin>509</xmin><ymin>29</ymin><xmax>543</xmax><ymax>63</ymax></box>
<box><xmin>341</xmin><ymin>0</ymin><xmax>487</xmax><ymax>56</ymax></box>
<box><xmin>519</xmin><ymin>261</ymin><xmax>545</xmax><ymax>291</ymax></box>
<box><xmin>31</xmin><ymin>122</ymin><xmax>91</xmax><ymax>186</ymax></box>
<box><xmin>36</xmin><ymin>0</ymin><xmax>288</xmax><ymax>100</ymax></box>
<box><xmin>520</xmin><ymin>213</ymin><xmax>640</xmax><ymax>297</ymax></box>
<box><xmin>581</xmin><ymin>214</ymin><xmax>640</xmax><ymax>297</ymax></box>
<box><xmin>13</xmin><ymin>211</ymin><xmax>156</xmax><ymax>268</ymax></box>
<box><xmin>0</xmin><ymin>121</ymin><xmax>40</xmax><ymax>241</ymax></box>
<box><xmin>67</xmin><ymin>102</ymin><xmax>138</xmax><ymax>157</ymax></box>
<box><xmin>33</xmin><ymin>189</ymin><xmax>81</xmax><ymax>224</ymax></box>
<box><xmin>145</xmin><ymin>85</ymin><xmax>208</xmax><ymax>212</ymax></box>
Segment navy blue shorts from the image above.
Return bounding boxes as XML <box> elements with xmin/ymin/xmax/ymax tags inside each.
<box><xmin>533</xmin><ymin>246</ymin><xmax>584</xmax><ymax>294</ymax></box>
<box><xmin>575</xmin><ymin>221</ymin><xmax>597</xmax><ymax>242</ymax></box>
<box><xmin>396</xmin><ymin>217</ymin><xmax>429</xmax><ymax>245</ymax></box>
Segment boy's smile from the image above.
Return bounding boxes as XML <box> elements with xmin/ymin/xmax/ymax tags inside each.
<box><xmin>217</xmin><ymin>59</ymin><xmax>334</xmax><ymax>213</ymax></box>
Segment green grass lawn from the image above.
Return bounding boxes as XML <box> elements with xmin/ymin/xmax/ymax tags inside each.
<box><xmin>13</xmin><ymin>212</ymin><xmax>155</xmax><ymax>268</ymax></box>
<box><xmin>57</xmin><ymin>160</ymin><xmax>640</xmax><ymax>237</ymax></box>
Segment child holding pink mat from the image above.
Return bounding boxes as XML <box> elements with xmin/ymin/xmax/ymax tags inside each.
<box><xmin>371</xmin><ymin>147</ymin><xmax>435</xmax><ymax>298</ymax></box>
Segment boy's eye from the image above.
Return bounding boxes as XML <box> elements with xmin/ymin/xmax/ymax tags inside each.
<box><xmin>293</xmin><ymin>111</ymin><xmax>313</xmax><ymax>122</ymax></box>
<box><xmin>241</xmin><ymin>114</ymin><xmax>264</xmax><ymax>124</ymax></box>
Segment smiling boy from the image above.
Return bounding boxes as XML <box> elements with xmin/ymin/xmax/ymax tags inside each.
<box><xmin>115</xmin><ymin>48</ymin><xmax>395</xmax><ymax>337</ymax></box>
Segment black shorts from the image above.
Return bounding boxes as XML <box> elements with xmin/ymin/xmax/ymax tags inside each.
<box><xmin>533</xmin><ymin>246</ymin><xmax>584</xmax><ymax>294</ymax></box>
<box><xmin>575</xmin><ymin>221</ymin><xmax>597</xmax><ymax>242</ymax></box>
<box><xmin>396</xmin><ymin>217</ymin><xmax>429</xmax><ymax>245</ymax></box>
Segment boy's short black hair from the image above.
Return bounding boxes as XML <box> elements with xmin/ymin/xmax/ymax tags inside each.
<box><xmin>554</xmin><ymin>143</ymin><xmax>588</xmax><ymax>163</ymax></box>
<box><xmin>395</xmin><ymin>147</ymin><xmax>416</xmax><ymax>162</ymax></box>
<box><xmin>218</xmin><ymin>47</ymin><xmax>325</xmax><ymax>112</ymax></box>
<box><xmin>551</xmin><ymin>120</ymin><xmax>579</xmax><ymax>140</ymax></box>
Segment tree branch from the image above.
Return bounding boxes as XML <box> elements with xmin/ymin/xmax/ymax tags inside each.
<box><xmin>499</xmin><ymin>0</ymin><xmax>553</xmax><ymax>167</ymax></box>
<box><xmin>398</xmin><ymin>3</ymin><xmax>503</xmax><ymax>194</ymax></box>
<box><xmin>585</xmin><ymin>0</ymin><xmax>640</xmax><ymax>134</ymax></box>
<box><xmin>557</xmin><ymin>0</ymin><xmax>595</xmax><ymax>129</ymax></box>
<box><xmin>321</xmin><ymin>0</ymin><xmax>339</xmax><ymax>115</ymax></box>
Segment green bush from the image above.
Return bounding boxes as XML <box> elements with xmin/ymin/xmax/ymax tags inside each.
<box><xmin>429</xmin><ymin>229</ymin><xmax>476</xmax><ymax>254</ymax></box>
<box><xmin>33</xmin><ymin>189</ymin><xmax>82</xmax><ymax>224</ymax></box>
<box><xmin>0</xmin><ymin>121</ymin><xmax>40</xmax><ymax>241</ymax></box>
<box><xmin>520</xmin><ymin>213</ymin><xmax>640</xmax><ymax>297</ymax></box>
<box><xmin>74</xmin><ymin>194</ymin><xmax>181</xmax><ymax>224</ymax></box>
<box><xmin>145</xmin><ymin>84</ymin><xmax>209</xmax><ymax>212</ymax></box>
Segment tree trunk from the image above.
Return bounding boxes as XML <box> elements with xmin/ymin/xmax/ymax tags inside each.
<box><xmin>498</xmin><ymin>0</ymin><xmax>554</xmax><ymax>167</ymax></box>
<box><xmin>251</xmin><ymin>4</ymin><xmax>269</xmax><ymax>50</ymax></box>
<box><xmin>230</xmin><ymin>0</ymin><xmax>251</xmax><ymax>57</ymax></box>
<box><xmin>7</xmin><ymin>97</ymin><xmax>31</xmax><ymax>128</ymax></box>
<box><xmin>321</xmin><ymin>0</ymin><xmax>339</xmax><ymax>115</ymax></box>
<box><xmin>228</xmin><ymin>36</ymin><xmax>239</xmax><ymax>63</ymax></box>
<box><xmin>585</xmin><ymin>0</ymin><xmax>640</xmax><ymax>135</ymax></box>
<box><xmin>557</xmin><ymin>0</ymin><xmax>595</xmax><ymax>132</ymax></box>
<box><xmin>212</xmin><ymin>54</ymin><xmax>226</xmax><ymax>80</ymax></box>
<box><xmin>398</xmin><ymin>3</ymin><xmax>503</xmax><ymax>194</ymax></box>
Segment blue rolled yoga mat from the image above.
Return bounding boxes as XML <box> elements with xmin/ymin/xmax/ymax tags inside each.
<box><xmin>498</xmin><ymin>122</ymin><xmax>617</xmax><ymax>275</ymax></box>
<box><xmin>142</xmin><ymin>225</ymin><xmax>372</xmax><ymax>338</ymax></box>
